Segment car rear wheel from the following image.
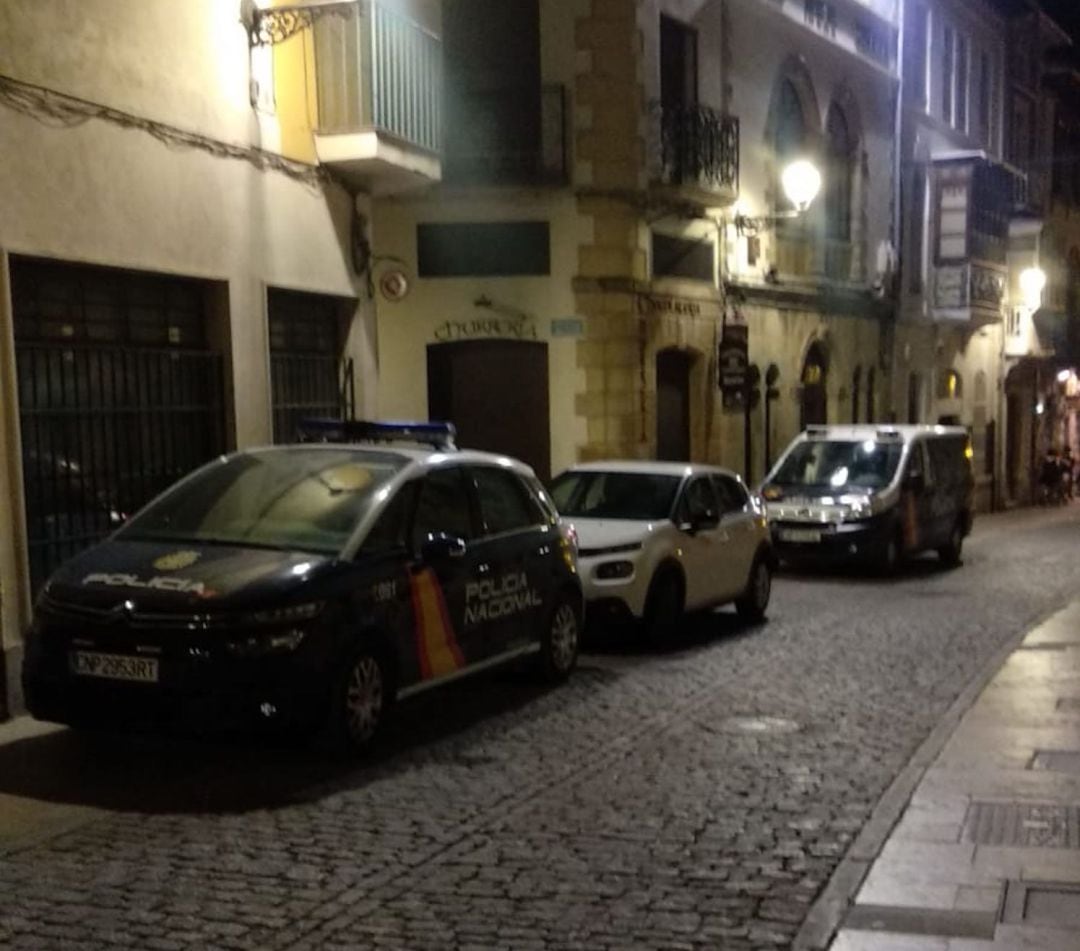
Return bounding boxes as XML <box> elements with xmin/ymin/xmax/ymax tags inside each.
<box><xmin>642</xmin><ymin>570</ymin><xmax>683</xmax><ymax>646</ymax></box>
<box><xmin>938</xmin><ymin>521</ymin><xmax>964</xmax><ymax>567</ymax></box>
<box><xmin>735</xmin><ymin>556</ymin><xmax>772</xmax><ymax>623</ymax></box>
<box><xmin>331</xmin><ymin>645</ymin><xmax>389</xmax><ymax>753</ymax></box>
<box><xmin>536</xmin><ymin>595</ymin><xmax>580</xmax><ymax>681</ymax></box>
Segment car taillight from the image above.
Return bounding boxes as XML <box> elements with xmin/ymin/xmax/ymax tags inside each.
<box><xmin>562</xmin><ymin>522</ymin><xmax>579</xmax><ymax>553</ymax></box>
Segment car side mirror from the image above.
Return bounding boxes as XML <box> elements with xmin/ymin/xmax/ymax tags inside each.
<box><xmin>420</xmin><ymin>533</ymin><xmax>467</xmax><ymax>562</ymax></box>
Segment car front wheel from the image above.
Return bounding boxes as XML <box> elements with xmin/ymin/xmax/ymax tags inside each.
<box><xmin>642</xmin><ymin>569</ymin><xmax>683</xmax><ymax>646</ymax></box>
<box><xmin>735</xmin><ymin>556</ymin><xmax>772</xmax><ymax>623</ymax></box>
<box><xmin>331</xmin><ymin>645</ymin><xmax>390</xmax><ymax>753</ymax></box>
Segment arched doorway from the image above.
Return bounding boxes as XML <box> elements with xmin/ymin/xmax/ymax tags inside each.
<box><xmin>656</xmin><ymin>348</ymin><xmax>692</xmax><ymax>460</ymax></box>
<box><xmin>800</xmin><ymin>342</ymin><xmax>828</xmax><ymax>428</ymax></box>
<box><xmin>427</xmin><ymin>339</ymin><xmax>551</xmax><ymax>480</ymax></box>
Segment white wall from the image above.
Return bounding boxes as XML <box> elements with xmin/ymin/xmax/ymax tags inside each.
<box><xmin>0</xmin><ymin>0</ymin><xmax>373</xmax><ymax>701</ymax></box>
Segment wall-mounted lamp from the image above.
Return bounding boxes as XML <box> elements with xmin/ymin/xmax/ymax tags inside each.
<box><xmin>1019</xmin><ymin>266</ymin><xmax>1047</xmax><ymax>311</ymax></box>
<box><xmin>734</xmin><ymin>159</ymin><xmax>822</xmax><ymax>235</ymax></box>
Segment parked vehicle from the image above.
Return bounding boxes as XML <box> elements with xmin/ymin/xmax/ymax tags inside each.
<box><xmin>23</xmin><ymin>420</ymin><xmax>583</xmax><ymax>752</ymax></box>
<box><xmin>761</xmin><ymin>425</ymin><xmax>975</xmax><ymax>572</ymax></box>
<box><xmin>550</xmin><ymin>461</ymin><xmax>774</xmax><ymax>642</ymax></box>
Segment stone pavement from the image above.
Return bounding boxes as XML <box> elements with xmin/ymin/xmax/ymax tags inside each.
<box><xmin>827</xmin><ymin>600</ymin><xmax>1080</xmax><ymax>950</ymax></box>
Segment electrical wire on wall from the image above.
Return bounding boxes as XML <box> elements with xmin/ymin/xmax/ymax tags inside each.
<box><xmin>0</xmin><ymin>73</ymin><xmax>330</xmax><ymax>190</ymax></box>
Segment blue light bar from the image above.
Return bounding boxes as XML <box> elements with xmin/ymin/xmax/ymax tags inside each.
<box><xmin>298</xmin><ymin>418</ymin><xmax>458</xmax><ymax>450</ymax></box>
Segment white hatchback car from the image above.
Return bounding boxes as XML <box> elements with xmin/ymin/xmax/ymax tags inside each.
<box><xmin>550</xmin><ymin>461</ymin><xmax>774</xmax><ymax>640</ymax></box>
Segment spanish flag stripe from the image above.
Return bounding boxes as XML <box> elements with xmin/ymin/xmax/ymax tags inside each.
<box><xmin>411</xmin><ymin>569</ymin><xmax>465</xmax><ymax>679</ymax></box>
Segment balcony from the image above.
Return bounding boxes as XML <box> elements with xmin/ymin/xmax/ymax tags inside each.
<box><xmin>648</xmin><ymin>102</ymin><xmax>739</xmax><ymax>207</ymax></box>
<box><xmin>312</xmin><ymin>1</ymin><xmax>441</xmax><ymax>194</ymax></box>
<box><xmin>929</xmin><ymin>153</ymin><xmax>1026</xmax><ymax>325</ymax></box>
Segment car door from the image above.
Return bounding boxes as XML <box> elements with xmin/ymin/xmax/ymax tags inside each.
<box><xmin>407</xmin><ymin>464</ymin><xmax>488</xmax><ymax>679</ymax></box>
<box><xmin>673</xmin><ymin>475</ymin><xmax>729</xmax><ymax>609</ymax></box>
<box><xmin>900</xmin><ymin>439</ymin><xmax>934</xmax><ymax>554</ymax></box>
<box><xmin>468</xmin><ymin>465</ymin><xmax>551</xmax><ymax>655</ymax></box>
<box><xmin>712</xmin><ymin>474</ymin><xmax>759</xmax><ymax>596</ymax></box>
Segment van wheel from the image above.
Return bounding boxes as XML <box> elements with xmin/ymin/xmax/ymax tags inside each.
<box><xmin>330</xmin><ymin>644</ymin><xmax>390</xmax><ymax>754</ymax></box>
<box><xmin>642</xmin><ymin>569</ymin><xmax>683</xmax><ymax>646</ymax></box>
<box><xmin>735</xmin><ymin>557</ymin><xmax>772</xmax><ymax>623</ymax></box>
<box><xmin>877</xmin><ymin>532</ymin><xmax>901</xmax><ymax>576</ymax></box>
<box><xmin>938</xmin><ymin>522</ymin><xmax>964</xmax><ymax>567</ymax></box>
<box><xmin>535</xmin><ymin>595</ymin><xmax>580</xmax><ymax>681</ymax></box>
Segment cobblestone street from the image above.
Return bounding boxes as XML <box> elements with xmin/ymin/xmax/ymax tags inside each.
<box><xmin>2</xmin><ymin>506</ymin><xmax>1080</xmax><ymax>950</ymax></box>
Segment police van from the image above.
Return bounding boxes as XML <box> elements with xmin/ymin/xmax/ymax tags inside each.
<box><xmin>23</xmin><ymin>420</ymin><xmax>583</xmax><ymax>751</ymax></box>
<box><xmin>760</xmin><ymin>425</ymin><xmax>975</xmax><ymax>572</ymax></box>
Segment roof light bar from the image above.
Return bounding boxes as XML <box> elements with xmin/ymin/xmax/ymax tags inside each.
<box><xmin>298</xmin><ymin>418</ymin><xmax>458</xmax><ymax>450</ymax></box>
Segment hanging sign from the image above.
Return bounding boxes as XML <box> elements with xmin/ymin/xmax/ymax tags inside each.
<box><xmin>718</xmin><ymin>322</ymin><xmax>749</xmax><ymax>394</ymax></box>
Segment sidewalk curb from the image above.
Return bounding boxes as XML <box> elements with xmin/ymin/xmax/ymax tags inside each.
<box><xmin>791</xmin><ymin>600</ymin><xmax>1067</xmax><ymax>951</ymax></box>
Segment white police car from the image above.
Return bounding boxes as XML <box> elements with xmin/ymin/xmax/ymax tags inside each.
<box><xmin>23</xmin><ymin>421</ymin><xmax>583</xmax><ymax>752</ymax></box>
<box><xmin>550</xmin><ymin>461</ymin><xmax>774</xmax><ymax>641</ymax></box>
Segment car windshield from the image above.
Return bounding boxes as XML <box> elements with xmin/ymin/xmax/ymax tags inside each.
<box><xmin>550</xmin><ymin>471</ymin><xmax>682</xmax><ymax>520</ymax></box>
<box><xmin>117</xmin><ymin>448</ymin><xmax>408</xmax><ymax>554</ymax></box>
<box><xmin>769</xmin><ymin>439</ymin><xmax>903</xmax><ymax>491</ymax></box>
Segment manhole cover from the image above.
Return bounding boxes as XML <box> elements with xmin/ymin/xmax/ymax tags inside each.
<box><xmin>720</xmin><ymin>716</ymin><xmax>801</xmax><ymax>734</ymax></box>
<box><xmin>964</xmin><ymin>802</ymin><xmax>1080</xmax><ymax>848</ymax></box>
<box><xmin>1030</xmin><ymin>750</ymin><xmax>1080</xmax><ymax>775</ymax></box>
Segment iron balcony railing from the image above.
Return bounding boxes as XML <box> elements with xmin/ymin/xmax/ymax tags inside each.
<box><xmin>314</xmin><ymin>0</ymin><xmax>441</xmax><ymax>154</ymax></box>
<box><xmin>650</xmin><ymin>102</ymin><xmax>739</xmax><ymax>197</ymax></box>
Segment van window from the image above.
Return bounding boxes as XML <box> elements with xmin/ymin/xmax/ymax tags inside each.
<box><xmin>927</xmin><ymin>436</ymin><xmax>967</xmax><ymax>488</ymax></box>
<box><xmin>770</xmin><ymin>439</ymin><xmax>903</xmax><ymax>491</ymax></box>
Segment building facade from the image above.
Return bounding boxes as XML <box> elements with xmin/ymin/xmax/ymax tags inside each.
<box><xmin>0</xmin><ymin>0</ymin><xmax>442</xmax><ymax>716</ymax></box>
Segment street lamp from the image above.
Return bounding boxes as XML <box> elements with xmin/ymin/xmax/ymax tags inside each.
<box><xmin>734</xmin><ymin>158</ymin><xmax>822</xmax><ymax>234</ymax></box>
<box><xmin>781</xmin><ymin>159</ymin><xmax>823</xmax><ymax>213</ymax></box>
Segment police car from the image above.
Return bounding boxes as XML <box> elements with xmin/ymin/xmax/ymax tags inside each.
<box><xmin>22</xmin><ymin>421</ymin><xmax>583</xmax><ymax>751</ymax></box>
<box><xmin>550</xmin><ymin>461</ymin><xmax>774</xmax><ymax>641</ymax></box>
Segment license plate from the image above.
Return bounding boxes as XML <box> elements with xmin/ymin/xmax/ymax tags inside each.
<box><xmin>780</xmin><ymin>528</ymin><xmax>822</xmax><ymax>543</ymax></box>
<box><xmin>70</xmin><ymin>651</ymin><xmax>159</xmax><ymax>683</ymax></box>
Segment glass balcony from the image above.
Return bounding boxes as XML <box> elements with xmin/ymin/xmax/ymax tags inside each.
<box><xmin>649</xmin><ymin>102</ymin><xmax>739</xmax><ymax>205</ymax></box>
<box><xmin>312</xmin><ymin>1</ymin><xmax>441</xmax><ymax>193</ymax></box>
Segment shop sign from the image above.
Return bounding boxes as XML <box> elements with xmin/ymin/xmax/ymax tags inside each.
<box><xmin>637</xmin><ymin>294</ymin><xmax>704</xmax><ymax>317</ymax></box>
<box><xmin>718</xmin><ymin>323</ymin><xmax>749</xmax><ymax>394</ymax></box>
<box><xmin>433</xmin><ymin>316</ymin><xmax>538</xmax><ymax>342</ymax></box>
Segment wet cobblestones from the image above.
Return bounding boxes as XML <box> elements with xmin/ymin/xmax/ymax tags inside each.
<box><xmin>2</xmin><ymin>507</ymin><xmax>1080</xmax><ymax>948</ymax></box>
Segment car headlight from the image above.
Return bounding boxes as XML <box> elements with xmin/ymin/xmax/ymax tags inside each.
<box><xmin>226</xmin><ymin>629</ymin><xmax>307</xmax><ymax>657</ymax></box>
<box><xmin>594</xmin><ymin>560</ymin><xmax>634</xmax><ymax>580</ymax></box>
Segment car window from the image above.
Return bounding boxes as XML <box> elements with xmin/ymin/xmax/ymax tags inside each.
<box><xmin>117</xmin><ymin>448</ymin><xmax>407</xmax><ymax>554</ymax></box>
<box><xmin>358</xmin><ymin>482</ymin><xmax>415</xmax><ymax>556</ymax></box>
<box><xmin>550</xmin><ymin>471</ymin><xmax>681</xmax><ymax>520</ymax></box>
<box><xmin>411</xmin><ymin>466</ymin><xmax>474</xmax><ymax>549</ymax></box>
<box><xmin>472</xmin><ymin>466</ymin><xmax>540</xmax><ymax>536</ymax></box>
<box><xmin>676</xmin><ymin>476</ymin><xmax>719</xmax><ymax>524</ymax></box>
<box><xmin>713</xmin><ymin>474</ymin><xmax>749</xmax><ymax>514</ymax></box>
<box><xmin>907</xmin><ymin>442</ymin><xmax>927</xmax><ymax>481</ymax></box>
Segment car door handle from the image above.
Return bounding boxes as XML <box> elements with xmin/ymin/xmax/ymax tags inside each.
<box><xmin>476</xmin><ymin>562</ymin><xmax>491</xmax><ymax>575</ymax></box>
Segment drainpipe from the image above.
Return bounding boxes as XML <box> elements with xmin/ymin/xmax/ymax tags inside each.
<box><xmin>889</xmin><ymin>0</ymin><xmax>906</xmax><ymax>423</ymax></box>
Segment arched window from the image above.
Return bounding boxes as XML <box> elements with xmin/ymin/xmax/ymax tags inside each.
<box><xmin>937</xmin><ymin>369</ymin><xmax>963</xmax><ymax>400</ymax></box>
<box><xmin>851</xmin><ymin>365</ymin><xmax>862</xmax><ymax>423</ymax></box>
<box><xmin>825</xmin><ymin>106</ymin><xmax>854</xmax><ymax>241</ymax></box>
<box><xmin>776</xmin><ymin>80</ymin><xmax>807</xmax><ymax>215</ymax></box>
<box><xmin>801</xmin><ymin>342</ymin><xmax>828</xmax><ymax>428</ymax></box>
